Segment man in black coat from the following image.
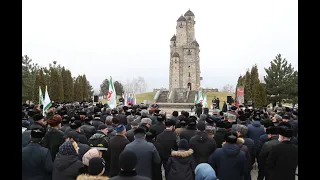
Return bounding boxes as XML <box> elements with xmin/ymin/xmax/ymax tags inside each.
<box><xmin>190</xmin><ymin>121</ymin><xmax>217</xmax><ymax>166</ymax></box>
<box><xmin>156</xmin><ymin>120</ymin><xmax>178</xmax><ymax>168</ymax></box>
<box><xmin>60</xmin><ymin>115</ymin><xmax>71</xmax><ymax>132</ymax></box>
<box><xmin>22</xmin><ymin>129</ymin><xmax>53</xmax><ymax>180</ymax></box>
<box><xmin>236</xmin><ymin>124</ymin><xmax>256</xmax><ymax>167</ymax></box>
<box><xmin>117</xmin><ymin>107</ymin><xmax>128</xmax><ymax>125</ymax></box>
<box><xmin>146</xmin><ymin>132</ymin><xmax>165</xmax><ymax>180</ymax></box>
<box><xmin>149</xmin><ymin>115</ymin><xmax>166</xmax><ymax>139</ymax></box>
<box><xmin>69</xmin><ymin>120</ymin><xmax>88</xmax><ymax>144</ymax></box>
<box><xmin>258</xmin><ymin>126</ymin><xmax>280</xmax><ymax>180</ymax></box>
<box><xmin>108</xmin><ymin>124</ymin><xmax>130</xmax><ymax>177</ymax></box>
<box><xmin>80</xmin><ymin>116</ymin><xmax>96</xmax><ymax>139</ymax></box>
<box><xmin>180</xmin><ymin>116</ymin><xmax>198</xmax><ymax>142</ymax></box>
<box><xmin>92</xmin><ymin>114</ymin><xmax>104</xmax><ymax>130</ymax></box>
<box><xmin>267</xmin><ymin>128</ymin><xmax>298</xmax><ymax>180</ymax></box>
<box><xmin>65</xmin><ymin>130</ymin><xmax>90</xmax><ymax>161</ymax></box>
<box><xmin>30</xmin><ymin>113</ymin><xmax>47</xmax><ymax>131</ymax></box>
<box><xmin>125</xmin><ymin>121</ymin><xmax>139</xmax><ymax>142</ymax></box>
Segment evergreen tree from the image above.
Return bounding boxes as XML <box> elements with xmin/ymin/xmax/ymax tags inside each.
<box><xmin>33</xmin><ymin>72</ymin><xmax>40</xmax><ymax>104</ymax></box>
<box><xmin>244</xmin><ymin>70</ymin><xmax>251</xmax><ymax>103</ymax></box>
<box><xmin>22</xmin><ymin>55</ymin><xmax>38</xmax><ymax>103</ymax></box>
<box><xmin>264</xmin><ymin>54</ymin><xmax>297</xmax><ymax>106</ymax></box>
<box><xmin>82</xmin><ymin>75</ymin><xmax>89</xmax><ymax>101</ymax></box>
<box><xmin>99</xmin><ymin>78</ymin><xmax>109</xmax><ymax>96</ymax></box>
<box><xmin>114</xmin><ymin>81</ymin><xmax>124</xmax><ymax>95</ymax></box>
<box><xmin>62</xmin><ymin>68</ymin><xmax>74</xmax><ymax>102</ymax></box>
<box><xmin>252</xmin><ymin>83</ymin><xmax>267</xmax><ymax>108</ymax></box>
<box><xmin>250</xmin><ymin>65</ymin><xmax>262</xmax><ymax>106</ymax></box>
<box><xmin>87</xmin><ymin>81</ymin><xmax>94</xmax><ymax>98</ymax></box>
<box><xmin>49</xmin><ymin>68</ymin><xmax>61</xmax><ymax>102</ymax></box>
<box><xmin>74</xmin><ymin>75</ymin><xmax>83</xmax><ymax>102</ymax></box>
<box><xmin>57</xmin><ymin>71</ymin><xmax>64</xmax><ymax>102</ymax></box>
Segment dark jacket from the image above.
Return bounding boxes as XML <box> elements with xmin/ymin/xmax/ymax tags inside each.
<box><xmin>150</xmin><ymin>122</ymin><xmax>166</xmax><ymax>139</ymax></box>
<box><xmin>80</xmin><ymin>124</ymin><xmax>96</xmax><ymax>139</ymax></box>
<box><xmin>208</xmin><ymin>143</ymin><xmax>247</xmax><ymax>180</ymax></box>
<box><xmin>22</xmin><ymin>130</ymin><xmax>32</xmax><ymax>147</ymax></box>
<box><xmin>146</xmin><ymin>139</ymin><xmax>165</xmax><ymax>180</ymax></box>
<box><xmin>150</xmin><ymin>115</ymin><xmax>158</xmax><ymax>125</ymax></box>
<box><xmin>60</xmin><ymin>124</ymin><xmax>70</xmax><ymax>132</ymax></box>
<box><xmin>189</xmin><ymin>131</ymin><xmax>217</xmax><ymax>166</ymax></box>
<box><xmin>124</xmin><ymin>138</ymin><xmax>161</xmax><ymax>179</ymax></box>
<box><xmin>257</xmin><ymin>134</ymin><xmax>269</xmax><ymax>155</ymax></box>
<box><xmin>91</xmin><ymin>120</ymin><xmax>104</xmax><ymax>130</ymax></box>
<box><xmin>108</xmin><ymin>135</ymin><xmax>130</xmax><ymax>177</ymax></box>
<box><xmin>117</xmin><ymin>114</ymin><xmax>127</xmax><ymax>125</ymax></box>
<box><xmin>247</xmin><ymin>121</ymin><xmax>266</xmax><ymax>154</ymax></box>
<box><xmin>237</xmin><ymin>138</ymin><xmax>252</xmax><ymax>171</ymax></box>
<box><xmin>166</xmin><ymin>149</ymin><xmax>196</xmax><ymax>180</ymax></box>
<box><xmin>214</xmin><ymin>128</ymin><xmax>227</xmax><ymax>148</ymax></box>
<box><xmin>156</xmin><ymin>129</ymin><xmax>178</xmax><ymax>161</ymax></box>
<box><xmin>125</xmin><ymin>127</ymin><xmax>138</xmax><ymax>142</ymax></box>
<box><xmin>179</xmin><ymin>127</ymin><xmax>198</xmax><ymax>142</ymax></box>
<box><xmin>22</xmin><ymin>143</ymin><xmax>53</xmax><ymax>180</ymax></box>
<box><xmin>258</xmin><ymin>135</ymin><xmax>280</xmax><ymax>178</ymax></box>
<box><xmin>52</xmin><ymin>153</ymin><xmax>83</xmax><ymax>180</ymax></box>
<box><xmin>42</xmin><ymin>127</ymin><xmax>65</xmax><ymax>161</ymax></box>
<box><xmin>267</xmin><ymin>141</ymin><xmax>298</xmax><ymax>180</ymax></box>
<box><xmin>70</xmin><ymin>130</ymin><xmax>89</xmax><ymax>145</ymax></box>
<box><xmin>30</xmin><ymin>122</ymin><xmax>46</xmax><ymax>131</ymax></box>
<box><xmin>77</xmin><ymin>143</ymin><xmax>91</xmax><ymax>161</ymax></box>
<box><xmin>109</xmin><ymin>171</ymin><xmax>151</xmax><ymax>180</ymax></box>
<box><xmin>241</xmin><ymin>136</ymin><xmax>256</xmax><ymax>166</ymax></box>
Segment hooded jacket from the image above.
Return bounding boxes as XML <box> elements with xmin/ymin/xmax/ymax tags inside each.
<box><xmin>213</xmin><ymin>128</ymin><xmax>227</xmax><ymax>148</ymax></box>
<box><xmin>166</xmin><ymin>149</ymin><xmax>196</xmax><ymax>180</ymax></box>
<box><xmin>208</xmin><ymin>143</ymin><xmax>247</xmax><ymax>180</ymax></box>
<box><xmin>190</xmin><ymin>131</ymin><xmax>217</xmax><ymax>166</ymax></box>
<box><xmin>52</xmin><ymin>153</ymin><xmax>83</xmax><ymax>180</ymax></box>
<box><xmin>179</xmin><ymin>126</ymin><xmax>198</xmax><ymax>142</ymax></box>
<box><xmin>195</xmin><ymin>163</ymin><xmax>217</xmax><ymax>180</ymax></box>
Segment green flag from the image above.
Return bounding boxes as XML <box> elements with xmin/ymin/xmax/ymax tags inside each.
<box><xmin>39</xmin><ymin>86</ymin><xmax>44</xmax><ymax>105</ymax></box>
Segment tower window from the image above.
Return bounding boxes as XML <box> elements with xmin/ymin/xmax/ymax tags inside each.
<box><xmin>188</xmin><ymin>66</ymin><xmax>190</xmax><ymax>68</ymax></box>
<box><xmin>189</xmin><ymin>72</ymin><xmax>191</xmax><ymax>77</ymax></box>
<box><xmin>188</xmin><ymin>50</ymin><xmax>191</xmax><ymax>55</ymax></box>
<box><xmin>174</xmin><ymin>60</ymin><xmax>177</xmax><ymax>63</ymax></box>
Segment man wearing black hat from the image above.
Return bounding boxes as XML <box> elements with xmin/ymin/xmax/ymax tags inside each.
<box><xmin>180</xmin><ymin>116</ymin><xmax>198</xmax><ymax>142</ymax></box>
<box><xmin>156</xmin><ymin>119</ymin><xmax>178</xmax><ymax>170</ymax></box>
<box><xmin>60</xmin><ymin>115</ymin><xmax>71</xmax><ymax>132</ymax></box>
<box><xmin>108</xmin><ymin>124</ymin><xmax>130</xmax><ymax>177</ymax></box>
<box><xmin>149</xmin><ymin>114</ymin><xmax>166</xmax><ymax>139</ymax></box>
<box><xmin>65</xmin><ymin>130</ymin><xmax>90</xmax><ymax>161</ymax></box>
<box><xmin>80</xmin><ymin>116</ymin><xmax>96</xmax><ymax>139</ymax></box>
<box><xmin>109</xmin><ymin>150</ymin><xmax>151</xmax><ymax>180</ymax></box>
<box><xmin>123</xmin><ymin>128</ymin><xmax>161</xmax><ymax>179</ymax></box>
<box><xmin>77</xmin><ymin>157</ymin><xmax>109</xmax><ymax>179</ymax></box>
<box><xmin>208</xmin><ymin>131</ymin><xmax>248</xmax><ymax>180</ymax></box>
<box><xmin>68</xmin><ymin>120</ymin><xmax>88</xmax><ymax>144</ymax></box>
<box><xmin>22</xmin><ymin>129</ymin><xmax>53</xmax><ymax>180</ymax></box>
<box><xmin>190</xmin><ymin>121</ymin><xmax>217</xmax><ymax>166</ymax></box>
<box><xmin>92</xmin><ymin>114</ymin><xmax>104</xmax><ymax>130</ymax></box>
<box><xmin>267</xmin><ymin>128</ymin><xmax>298</xmax><ymax>180</ymax></box>
<box><xmin>257</xmin><ymin>126</ymin><xmax>280</xmax><ymax>180</ymax></box>
<box><xmin>229</xmin><ymin>106</ymin><xmax>240</xmax><ymax>118</ymax></box>
<box><xmin>30</xmin><ymin>113</ymin><xmax>47</xmax><ymax>131</ymax></box>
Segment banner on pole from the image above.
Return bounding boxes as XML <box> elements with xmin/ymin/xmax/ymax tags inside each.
<box><xmin>236</xmin><ymin>87</ymin><xmax>244</xmax><ymax>104</ymax></box>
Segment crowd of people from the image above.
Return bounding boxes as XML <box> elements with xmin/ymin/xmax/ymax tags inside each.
<box><xmin>22</xmin><ymin>102</ymin><xmax>298</xmax><ymax>180</ymax></box>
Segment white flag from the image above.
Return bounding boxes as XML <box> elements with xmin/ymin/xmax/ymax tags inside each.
<box><xmin>43</xmin><ymin>86</ymin><xmax>52</xmax><ymax>116</ymax></box>
<box><xmin>107</xmin><ymin>76</ymin><xmax>117</xmax><ymax>109</ymax></box>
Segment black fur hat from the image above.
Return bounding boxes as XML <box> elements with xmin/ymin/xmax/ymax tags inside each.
<box><xmin>266</xmin><ymin>126</ymin><xmax>279</xmax><ymax>135</ymax></box>
<box><xmin>33</xmin><ymin>114</ymin><xmax>44</xmax><ymax>121</ymax></box>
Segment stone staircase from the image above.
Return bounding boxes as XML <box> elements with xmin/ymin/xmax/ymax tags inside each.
<box><xmin>187</xmin><ymin>91</ymin><xmax>197</xmax><ymax>103</ymax></box>
<box><xmin>156</xmin><ymin>91</ymin><xmax>169</xmax><ymax>103</ymax></box>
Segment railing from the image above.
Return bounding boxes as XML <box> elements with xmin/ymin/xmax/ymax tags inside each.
<box><xmin>168</xmin><ymin>90</ymin><xmax>175</xmax><ymax>103</ymax></box>
<box><xmin>153</xmin><ymin>89</ymin><xmax>163</xmax><ymax>103</ymax></box>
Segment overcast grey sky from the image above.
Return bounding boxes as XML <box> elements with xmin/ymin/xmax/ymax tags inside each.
<box><xmin>22</xmin><ymin>0</ymin><xmax>297</xmax><ymax>93</ymax></box>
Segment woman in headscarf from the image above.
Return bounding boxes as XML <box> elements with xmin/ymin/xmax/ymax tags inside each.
<box><xmin>195</xmin><ymin>163</ymin><xmax>217</xmax><ymax>180</ymax></box>
<box><xmin>52</xmin><ymin>141</ymin><xmax>83</xmax><ymax>180</ymax></box>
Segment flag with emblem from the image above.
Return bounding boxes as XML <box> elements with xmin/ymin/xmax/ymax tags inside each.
<box><xmin>107</xmin><ymin>76</ymin><xmax>117</xmax><ymax>109</ymax></box>
<box><xmin>43</xmin><ymin>86</ymin><xmax>52</xmax><ymax>116</ymax></box>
